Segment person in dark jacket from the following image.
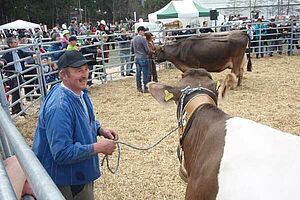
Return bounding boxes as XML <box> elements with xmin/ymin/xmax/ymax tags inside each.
<box><xmin>80</xmin><ymin>37</ymin><xmax>101</xmax><ymax>86</ymax></box>
<box><xmin>200</xmin><ymin>21</ymin><xmax>214</xmax><ymax>33</ymax></box>
<box><xmin>1</xmin><ymin>37</ymin><xmax>36</xmax><ymax>115</ymax></box>
<box><xmin>266</xmin><ymin>18</ymin><xmax>278</xmax><ymax>57</ymax></box>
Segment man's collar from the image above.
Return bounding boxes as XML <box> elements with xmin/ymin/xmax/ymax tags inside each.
<box><xmin>61</xmin><ymin>82</ymin><xmax>84</xmax><ymax>97</ymax></box>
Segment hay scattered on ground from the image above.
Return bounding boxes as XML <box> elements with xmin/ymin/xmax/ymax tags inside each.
<box><xmin>16</xmin><ymin>55</ymin><xmax>300</xmax><ymax>200</ymax></box>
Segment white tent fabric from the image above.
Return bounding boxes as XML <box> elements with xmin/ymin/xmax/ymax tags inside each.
<box><xmin>0</xmin><ymin>20</ymin><xmax>40</xmax><ymax>30</ymax></box>
<box><xmin>148</xmin><ymin>0</ymin><xmax>210</xmax><ymax>27</ymax></box>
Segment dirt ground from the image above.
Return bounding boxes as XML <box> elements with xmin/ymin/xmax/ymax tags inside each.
<box><xmin>16</xmin><ymin>55</ymin><xmax>300</xmax><ymax>200</ymax></box>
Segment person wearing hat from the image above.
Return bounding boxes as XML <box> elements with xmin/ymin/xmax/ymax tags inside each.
<box><xmin>62</xmin><ymin>29</ymin><xmax>70</xmax><ymax>49</ymax></box>
<box><xmin>67</xmin><ymin>35</ymin><xmax>79</xmax><ymax>51</ymax></box>
<box><xmin>131</xmin><ymin>26</ymin><xmax>149</xmax><ymax>94</ymax></box>
<box><xmin>32</xmin><ymin>50</ymin><xmax>118</xmax><ymax>200</ymax></box>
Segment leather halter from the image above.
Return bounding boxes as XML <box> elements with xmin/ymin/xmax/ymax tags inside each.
<box><xmin>176</xmin><ymin>86</ymin><xmax>217</xmax><ymax>182</ymax></box>
<box><xmin>178</xmin><ymin>94</ymin><xmax>216</xmax><ymax>140</ymax></box>
<box><xmin>177</xmin><ymin>86</ymin><xmax>217</xmax><ymax>145</ymax></box>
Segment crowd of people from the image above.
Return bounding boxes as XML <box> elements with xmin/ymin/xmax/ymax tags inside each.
<box><xmin>0</xmin><ymin>15</ymin><xmax>300</xmax><ymax>199</ymax></box>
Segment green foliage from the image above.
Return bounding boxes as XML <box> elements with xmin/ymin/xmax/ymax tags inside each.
<box><xmin>0</xmin><ymin>0</ymin><xmax>171</xmax><ymax>27</ymax></box>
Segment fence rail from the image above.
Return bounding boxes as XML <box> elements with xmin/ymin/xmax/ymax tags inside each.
<box><xmin>0</xmin><ymin>19</ymin><xmax>299</xmax><ymax>198</ymax></box>
<box><xmin>0</xmin><ymin>106</ymin><xmax>65</xmax><ymax>199</ymax></box>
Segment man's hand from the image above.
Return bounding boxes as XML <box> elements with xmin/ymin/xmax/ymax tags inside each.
<box><xmin>93</xmin><ymin>138</ymin><xmax>116</xmax><ymax>155</ymax></box>
<box><xmin>0</xmin><ymin>60</ymin><xmax>5</xmax><ymax>68</ymax></box>
<box><xmin>97</xmin><ymin>49</ymin><xmax>102</xmax><ymax>54</ymax></box>
<box><xmin>32</xmin><ymin>54</ymin><xmax>37</xmax><ymax>60</ymax></box>
<box><xmin>22</xmin><ymin>180</ymin><xmax>35</xmax><ymax>198</ymax></box>
<box><xmin>99</xmin><ymin>128</ymin><xmax>118</xmax><ymax>141</ymax></box>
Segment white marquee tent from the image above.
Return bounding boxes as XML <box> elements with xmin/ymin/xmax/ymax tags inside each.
<box><xmin>148</xmin><ymin>0</ymin><xmax>211</xmax><ymax>27</ymax></box>
<box><xmin>0</xmin><ymin>20</ymin><xmax>40</xmax><ymax>30</ymax></box>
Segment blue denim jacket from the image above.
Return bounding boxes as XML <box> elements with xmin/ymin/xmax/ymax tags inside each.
<box><xmin>32</xmin><ymin>84</ymin><xmax>101</xmax><ymax>186</ymax></box>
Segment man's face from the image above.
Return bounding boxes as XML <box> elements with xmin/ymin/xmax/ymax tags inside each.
<box><xmin>70</xmin><ymin>40</ymin><xmax>77</xmax><ymax>46</ymax></box>
<box><xmin>60</xmin><ymin>64</ymin><xmax>89</xmax><ymax>94</ymax></box>
<box><xmin>139</xmin><ymin>30</ymin><xmax>145</xmax><ymax>36</ymax></box>
<box><xmin>19</xmin><ymin>37</ymin><xmax>27</xmax><ymax>44</ymax></box>
<box><xmin>9</xmin><ymin>39</ymin><xmax>18</xmax><ymax>48</ymax></box>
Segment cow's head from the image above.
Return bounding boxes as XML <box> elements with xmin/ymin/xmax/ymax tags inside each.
<box><xmin>148</xmin><ymin>68</ymin><xmax>236</xmax><ymax>105</ymax></box>
<box><xmin>155</xmin><ymin>45</ymin><xmax>167</xmax><ymax>63</ymax></box>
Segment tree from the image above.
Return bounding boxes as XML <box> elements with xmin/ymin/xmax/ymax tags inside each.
<box><xmin>0</xmin><ymin>0</ymin><xmax>173</xmax><ymax>27</ymax></box>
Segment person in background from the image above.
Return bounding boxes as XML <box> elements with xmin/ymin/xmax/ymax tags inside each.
<box><xmin>145</xmin><ymin>32</ymin><xmax>158</xmax><ymax>82</ymax></box>
<box><xmin>115</xmin><ymin>28</ymin><xmax>133</xmax><ymax>77</ymax></box>
<box><xmin>32</xmin><ymin>51</ymin><xmax>118</xmax><ymax>200</ymax></box>
<box><xmin>18</xmin><ymin>33</ymin><xmax>40</xmax><ymax>101</ymax></box>
<box><xmin>200</xmin><ymin>21</ymin><xmax>214</xmax><ymax>33</ymax></box>
<box><xmin>61</xmin><ymin>30</ymin><xmax>70</xmax><ymax>49</ymax></box>
<box><xmin>80</xmin><ymin>37</ymin><xmax>102</xmax><ymax>86</ymax></box>
<box><xmin>266</xmin><ymin>18</ymin><xmax>278</xmax><ymax>57</ymax></box>
<box><xmin>1</xmin><ymin>37</ymin><xmax>36</xmax><ymax>115</ymax></box>
<box><xmin>47</xmin><ymin>33</ymin><xmax>64</xmax><ymax>85</ymax></box>
<box><xmin>254</xmin><ymin>18</ymin><xmax>267</xmax><ymax>58</ymax></box>
<box><xmin>132</xmin><ymin>26</ymin><xmax>149</xmax><ymax>94</ymax></box>
<box><xmin>68</xmin><ymin>20</ymin><xmax>78</xmax><ymax>35</ymax></box>
<box><xmin>67</xmin><ymin>36</ymin><xmax>79</xmax><ymax>51</ymax></box>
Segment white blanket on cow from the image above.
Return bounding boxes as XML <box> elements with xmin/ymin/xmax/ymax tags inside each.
<box><xmin>217</xmin><ymin>117</ymin><xmax>300</xmax><ymax>200</ymax></box>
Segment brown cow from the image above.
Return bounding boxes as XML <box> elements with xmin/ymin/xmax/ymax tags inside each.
<box><xmin>149</xmin><ymin>69</ymin><xmax>300</xmax><ymax>200</ymax></box>
<box><xmin>156</xmin><ymin>31</ymin><xmax>252</xmax><ymax>86</ymax></box>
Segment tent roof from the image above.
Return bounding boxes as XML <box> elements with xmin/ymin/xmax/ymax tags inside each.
<box><xmin>0</xmin><ymin>20</ymin><xmax>40</xmax><ymax>30</ymax></box>
<box><xmin>149</xmin><ymin>0</ymin><xmax>210</xmax><ymax>21</ymax></box>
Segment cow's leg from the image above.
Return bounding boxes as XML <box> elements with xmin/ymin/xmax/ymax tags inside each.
<box><xmin>185</xmin><ymin>179</ymin><xmax>217</xmax><ymax>200</ymax></box>
<box><xmin>232</xmin><ymin>55</ymin><xmax>245</xmax><ymax>86</ymax></box>
<box><xmin>185</xmin><ymin>181</ymin><xmax>199</xmax><ymax>200</ymax></box>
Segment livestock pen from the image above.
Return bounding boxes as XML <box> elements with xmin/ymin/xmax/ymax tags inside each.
<box><xmin>15</xmin><ymin>55</ymin><xmax>300</xmax><ymax>199</ymax></box>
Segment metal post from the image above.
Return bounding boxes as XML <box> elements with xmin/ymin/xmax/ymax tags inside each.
<box><xmin>0</xmin><ymin>158</ymin><xmax>17</xmax><ymax>200</ymax></box>
<box><xmin>0</xmin><ymin>74</ymin><xmax>13</xmax><ymax>158</ymax></box>
<box><xmin>100</xmin><ymin>32</ymin><xmax>107</xmax><ymax>81</ymax></box>
<box><xmin>0</xmin><ymin>106</ymin><xmax>65</xmax><ymax>200</ymax></box>
<box><xmin>33</xmin><ymin>39</ymin><xmax>47</xmax><ymax>101</ymax></box>
<box><xmin>0</xmin><ymin>74</ymin><xmax>10</xmax><ymax>116</ymax></box>
<box><xmin>249</xmin><ymin>0</ymin><xmax>252</xmax><ymax>20</ymax></box>
<box><xmin>290</xmin><ymin>24</ymin><xmax>294</xmax><ymax>55</ymax></box>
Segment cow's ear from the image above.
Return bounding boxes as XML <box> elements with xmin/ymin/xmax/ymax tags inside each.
<box><xmin>217</xmin><ymin>73</ymin><xmax>237</xmax><ymax>100</ymax></box>
<box><xmin>148</xmin><ymin>82</ymin><xmax>175</xmax><ymax>104</ymax></box>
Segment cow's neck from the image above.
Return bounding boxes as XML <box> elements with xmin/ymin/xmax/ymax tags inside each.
<box><xmin>177</xmin><ymin>87</ymin><xmax>229</xmax><ymax>190</ymax></box>
<box><xmin>164</xmin><ymin>44</ymin><xmax>190</xmax><ymax>72</ymax></box>
<box><xmin>178</xmin><ymin>93</ymin><xmax>216</xmax><ymax>140</ymax></box>
<box><xmin>183</xmin><ymin>105</ymin><xmax>229</xmax><ymax>199</ymax></box>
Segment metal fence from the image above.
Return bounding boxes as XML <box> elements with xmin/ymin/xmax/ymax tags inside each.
<box><xmin>0</xmin><ymin>19</ymin><xmax>299</xmax><ymax>198</ymax></box>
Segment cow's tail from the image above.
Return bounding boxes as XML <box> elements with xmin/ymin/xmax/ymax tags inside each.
<box><xmin>246</xmin><ymin>34</ymin><xmax>252</xmax><ymax>72</ymax></box>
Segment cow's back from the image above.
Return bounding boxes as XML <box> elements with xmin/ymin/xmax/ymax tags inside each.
<box><xmin>217</xmin><ymin>117</ymin><xmax>300</xmax><ymax>200</ymax></box>
<box><xmin>176</xmin><ymin>32</ymin><xmax>248</xmax><ymax>71</ymax></box>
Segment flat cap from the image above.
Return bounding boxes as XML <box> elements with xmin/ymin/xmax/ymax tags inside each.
<box><xmin>57</xmin><ymin>51</ymin><xmax>89</xmax><ymax>70</ymax></box>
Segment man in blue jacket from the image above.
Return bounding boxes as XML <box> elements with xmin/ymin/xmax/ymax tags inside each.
<box><xmin>32</xmin><ymin>50</ymin><xmax>118</xmax><ymax>200</ymax></box>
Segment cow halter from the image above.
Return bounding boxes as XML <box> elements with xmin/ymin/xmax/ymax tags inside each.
<box><xmin>177</xmin><ymin>86</ymin><xmax>217</xmax><ymax>138</ymax></box>
<box><xmin>176</xmin><ymin>86</ymin><xmax>217</xmax><ymax>182</ymax></box>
